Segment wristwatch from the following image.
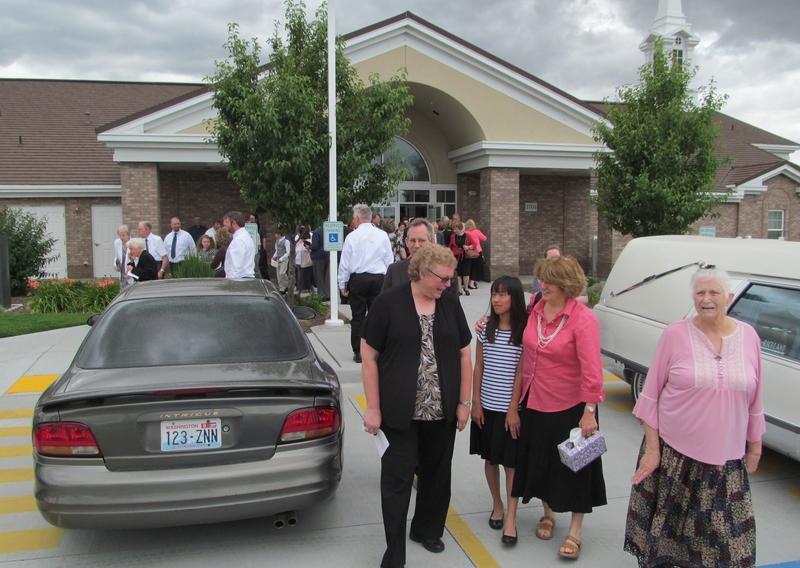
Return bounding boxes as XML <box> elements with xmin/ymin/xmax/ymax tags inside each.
<box><xmin>458</xmin><ymin>400</ymin><xmax>472</xmax><ymax>408</ymax></box>
<box><xmin>585</xmin><ymin>404</ymin><xmax>596</xmax><ymax>413</ymax></box>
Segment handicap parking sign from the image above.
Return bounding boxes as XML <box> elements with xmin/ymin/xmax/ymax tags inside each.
<box><xmin>323</xmin><ymin>222</ymin><xmax>344</xmax><ymax>252</ymax></box>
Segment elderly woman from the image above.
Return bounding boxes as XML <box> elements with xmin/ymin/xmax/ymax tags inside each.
<box><xmin>125</xmin><ymin>238</ymin><xmax>159</xmax><ymax>282</ymax></box>
<box><xmin>113</xmin><ymin>224</ymin><xmax>133</xmax><ymax>288</ymax></box>
<box><xmin>624</xmin><ymin>267</ymin><xmax>765</xmax><ymax>568</ymax></box>
<box><xmin>508</xmin><ymin>255</ymin><xmax>606</xmax><ymax>560</ymax></box>
<box><xmin>383</xmin><ymin>218</ymin><xmax>406</xmax><ymax>262</ymax></box>
<box><xmin>361</xmin><ymin>244</ymin><xmax>472</xmax><ymax>568</ymax></box>
<box><xmin>196</xmin><ymin>234</ymin><xmax>216</xmax><ymax>261</ymax></box>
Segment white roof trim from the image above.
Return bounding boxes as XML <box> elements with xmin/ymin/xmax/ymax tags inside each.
<box><xmin>751</xmin><ymin>143</ymin><xmax>800</xmax><ymax>161</ymax></box>
<box><xmin>724</xmin><ymin>163</ymin><xmax>800</xmax><ymax>202</ymax></box>
<box><xmin>345</xmin><ymin>18</ymin><xmax>609</xmax><ymax>138</ymax></box>
<box><xmin>0</xmin><ymin>185</ymin><xmax>121</xmax><ymax>198</ymax></box>
<box><xmin>448</xmin><ymin>141</ymin><xmax>606</xmax><ymax>173</ymax></box>
<box><xmin>101</xmin><ymin>92</ymin><xmax>213</xmax><ymax>135</ymax></box>
<box><xmin>98</xmin><ymin>133</ymin><xmax>223</xmax><ymax>164</ymax></box>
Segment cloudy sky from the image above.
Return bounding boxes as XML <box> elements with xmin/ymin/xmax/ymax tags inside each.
<box><xmin>2</xmin><ymin>0</ymin><xmax>799</xmax><ymax>162</ymax></box>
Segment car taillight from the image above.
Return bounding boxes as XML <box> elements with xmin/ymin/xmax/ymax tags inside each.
<box><xmin>279</xmin><ymin>407</ymin><xmax>340</xmax><ymax>444</ymax></box>
<box><xmin>33</xmin><ymin>422</ymin><xmax>102</xmax><ymax>457</ymax></box>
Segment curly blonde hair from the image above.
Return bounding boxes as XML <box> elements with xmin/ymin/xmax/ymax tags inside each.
<box><xmin>534</xmin><ymin>255</ymin><xmax>586</xmax><ymax>298</ymax></box>
<box><xmin>408</xmin><ymin>245</ymin><xmax>457</xmax><ymax>282</ymax></box>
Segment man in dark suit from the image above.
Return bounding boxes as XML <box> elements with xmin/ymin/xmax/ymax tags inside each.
<box><xmin>382</xmin><ymin>218</ymin><xmax>458</xmax><ymax>295</ymax></box>
<box><xmin>126</xmin><ymin>238</ymin><xmax>160</xmax><ymax>282</ymax></box>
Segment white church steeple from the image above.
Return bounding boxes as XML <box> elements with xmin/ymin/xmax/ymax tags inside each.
<box><xmin>639</xmin><ymin>0</ymin><xmax>700</xmax><ymax>65</ymax></box>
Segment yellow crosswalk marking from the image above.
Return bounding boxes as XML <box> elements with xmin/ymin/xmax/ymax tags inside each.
<box><xmin>7</xmin><ymin>375</ymin><xmax>59</xmax><ymax>394</ymax></box>
<box><xmin>0</xmin><ymin>446</ymin><xmax>31</xmax><ymax>458</ymax></box>
<box><xmin>0</xmin><ymin>468</ymin><xmax>34</xmax><ymax>483</ymax></box>
<box><xmin>0</xmin><ymin>409</ymin><xmax>33</xmax><ymax>420</ymax></box>
<box><xmin>0</xmin><ymin>427</ymin><xmax>30</xmax><ymax>438</ymax></box>
<box><xmin>0</xmin><ymin>495</ymin><xmax>37</xmax><ymax>514</ymax></box>
<box><xmin>0</xmin><ymin>528</ymin><xmax>63</xmax><ymax>553</ymax></box>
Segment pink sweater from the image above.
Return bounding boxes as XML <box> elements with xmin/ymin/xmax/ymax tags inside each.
<box><xmin>521</xmin><ymin>298</ymin><xmax>605</xmax><ymax>412</ymax></box>
<box><xmin>633</xmin><ymin>319</ymin><xmax>765</xmax><ymax>465</ymax></box>
<box><xmin>465</xmin><ymin>229</ymin><xmax>487</xmax><ymax>253</ymax></box>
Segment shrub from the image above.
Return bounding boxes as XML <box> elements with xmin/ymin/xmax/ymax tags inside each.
<box><xmin>27</xmin><ymin>278</ymin><xmax>119</xmax><ymax>314</ymax></box>
<box><xmin>171</xmin><ymin>255</ymin><xmax>214</xmax><ymax>278</ymax></box>
<box><xmin>293</xmin><ymin>292</ymin><xmax>328</xmax><ymax>316</ymax></box>
<box><xmin>0</xmin><ymin>208</ymin><xmax>58</xmax><ymax>295</ymax></box>
<box><xmin>587</xmin><ymin>289</ymin><xmax>600</xmax><ymax>308</ymax></box>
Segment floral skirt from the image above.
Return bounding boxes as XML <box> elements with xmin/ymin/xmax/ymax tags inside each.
<box><xmin>624</xmin><ymin>438</ymin><xmax>756</xmax><ymax>568</ymax></box>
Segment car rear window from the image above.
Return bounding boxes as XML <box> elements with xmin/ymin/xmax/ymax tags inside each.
<box><xmin>76</xmin><ymin>297</ymin><xmax>309</xmax><ymax>368</ymax></box>
<box><xmin>728</xmin><ymin>283</ymin><xmax>800</xmax><ymax>362</ymax></box>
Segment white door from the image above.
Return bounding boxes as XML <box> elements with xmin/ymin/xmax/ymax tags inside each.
<box><xmin>21</xmin><ymin>205</ymin><xmax>67</xmax><ymax>278</ymax></box>
<box><xmin>91</xmin><ymin>205</ymin><xmax>122</xmax><ymax>278</ymax></box>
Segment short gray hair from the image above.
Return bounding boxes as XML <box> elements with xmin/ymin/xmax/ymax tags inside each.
<box><xmin>690</xmin><ymin>266</ymin><xmax>732</xmax><ymax>294</ymax></box>
<box><xmin>128</xmin><ymin>237</ymin><xmax>146</xmax><ymax>250</ymax></box>
<box><xmin>353</xmin><ymin>204</ymin><xmax>372</xmax><ymax>222</ymax></box>
<box><xmin>408</xmin><ymin>217</ymin><xmax>434</xmax><ymax>240</ymax></box>
<box><xmin>117</xmin><ymin>224</ymin><xmax>130</xmax><ymax>236</ymax></box>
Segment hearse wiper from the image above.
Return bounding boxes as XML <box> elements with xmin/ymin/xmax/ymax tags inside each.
<box><xmin>609</xmin><ymin>261</ymin><xmax>714</xmax><ymax>298</ymax></box>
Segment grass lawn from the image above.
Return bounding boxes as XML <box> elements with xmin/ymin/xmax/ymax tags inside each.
<box><xmin>0</xmin><ymin>312</ymin><xmax>89</xmax><ymax>338</ymax></box>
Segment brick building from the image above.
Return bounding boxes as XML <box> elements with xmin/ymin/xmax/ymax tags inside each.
<box><xmin>1</xmin><ymin>7</ymin><xmax>798</xmax><ymax>280</ymax></box>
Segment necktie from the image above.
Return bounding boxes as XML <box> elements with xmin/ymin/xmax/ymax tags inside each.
<box><xmin>171</xmin><ymin>232</ymin><xmax>177</xmax><ymax>259</ymax></box>
<box><xmin>145</xmin><ymin>238</ymin><xmax>149</xmax><ymax>252</ymax></box>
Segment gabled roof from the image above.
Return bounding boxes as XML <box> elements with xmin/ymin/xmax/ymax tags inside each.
<box><xmin>0</xmin><ymin>79</ymin><xmax>202</xmax><ymax>186</ymax></box>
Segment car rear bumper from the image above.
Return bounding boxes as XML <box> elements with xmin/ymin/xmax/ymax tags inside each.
<box><xmin>34</xmin><ymin>435</ymin><xmax>343</xmax><ymax>529</ymax></box>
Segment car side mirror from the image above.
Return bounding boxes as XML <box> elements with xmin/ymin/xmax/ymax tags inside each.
<box><xmin>86</xmin><ymin>313</ymin><xmax>101</xmax><ymax>326</ymax></box>
<box><xmin>292</xmin><ymin>306</ymin><xmax>316</xmax><ymax>320</ymax></box>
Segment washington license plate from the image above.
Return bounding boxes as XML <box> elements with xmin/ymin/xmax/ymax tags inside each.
<box><xmin>160</xmin><ymin>419</ymin><xmax>222</xmax><ymax>451</ymax></box>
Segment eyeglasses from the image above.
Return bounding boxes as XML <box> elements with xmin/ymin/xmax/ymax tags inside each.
<box><xmin>407</xmin><ymin>238</ymin><xmax>429</xmax><ymax>245</ymax></box>
<box><xmin>428</xmin><ymin>269</ymin><xmax>454</xmax><ymax>284</ymax></box>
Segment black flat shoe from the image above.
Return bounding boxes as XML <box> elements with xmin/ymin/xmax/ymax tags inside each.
<box><xmin>464</xmin><ymin>289</ymin><xmax>470</xmax><ymax>296</ymax></box>
<box><xmin>353</xmin><ymin>353</ymin><xmax>362</xmax><ymax>363</ymax></box>
<box><xmin>409</xmin><ymin>533</ymin><xmax>445</xmax><ymax>553</ymax></box>
<box><xmin>488</xmin><ymin>515</ymin><xmax>504</xmax><ymax>530</ymax></box>
<box><xmin>501</xmin><ymin>530</ymin><xmax>518</xmax><ymax>545</ymax></box>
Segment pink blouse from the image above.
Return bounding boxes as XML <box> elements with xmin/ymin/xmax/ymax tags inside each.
<box><xmin>521</xmin><ymin>298</ymin><xmax>605</xmax><ymax>412</ymax></box>
<box><xmin>633</xmin><ymin>319</ymin><xmax>765</xmax><ymax>466</ymax></box>
<box><xmin>465</xmin><ymin>229</ymin><xmax>487</xmax><ymax>253</ymax></box>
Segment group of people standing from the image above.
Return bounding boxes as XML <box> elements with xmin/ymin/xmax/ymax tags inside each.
<box><xmin>357</xmin><ymin>227</ymin><xmax>765</xmax><ymax>568</ymax></box>
<box><xmin>112</xmin><ymin>212</ymin><xmax>257</xmax><ymax>284</ymax></box>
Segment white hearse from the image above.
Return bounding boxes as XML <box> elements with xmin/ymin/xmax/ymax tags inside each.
<box><xmin>595</xmin><ymin>235</ymin><xmax>800</xmax><ymax>461</ymax></box>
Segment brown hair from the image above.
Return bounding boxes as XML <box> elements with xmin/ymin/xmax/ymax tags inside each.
<box><xmin>534</xmin><ymin>255</ymin><xmax>586</xmax><ymax>298</ymax></box>
<box><xmin>214</xmin><ymin>227</ymin><xmax>232</xmax><ymax>248</ymax></box>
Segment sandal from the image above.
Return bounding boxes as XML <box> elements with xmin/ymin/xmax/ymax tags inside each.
<box><xmin>558</xmin><ymin>535</ymin><xmax>581</xmax><ymax>560</ymax></box>
<box><xmin>535</xmin><ymin>514</ymin><xmax>555</xmax><ymax>540</ymax></box>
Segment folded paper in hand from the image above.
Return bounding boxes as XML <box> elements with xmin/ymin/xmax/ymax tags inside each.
<box><xmin>557</xmin><ymin>428</ymin><xmax>607</xmax><ymax>472</ymax></box>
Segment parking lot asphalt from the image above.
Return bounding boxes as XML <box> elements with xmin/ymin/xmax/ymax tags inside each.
<box><xmin>0</xmin><ymin>280</ymin><xmax>799</xmax><ymax>567</ymax></box>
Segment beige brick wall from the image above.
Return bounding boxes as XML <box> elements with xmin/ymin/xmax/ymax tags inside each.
<box><xmin>474</xmin><ymin>168</ymin><xmax>520</xmax><ymax>278</ymax></box>
<box><xmin>121</xmin><ymin>163</ymin><xmax>160</xmax><ymax>236</ymax></box>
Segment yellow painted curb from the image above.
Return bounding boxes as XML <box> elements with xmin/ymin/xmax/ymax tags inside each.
<box><xmin>0</xmin><ymin>446</ymin><xmax>31</xmax><ymax>458</ymax></box>
<box><xmin>0</xmin><ymin>427</ymin><xmax>30</xmax><ymax>438</ymax></box>
<box><xmin>0</xmin><ymin>410</ymin><xmax>33</xmax><ymax>420</ymax></box>
<box><xmin>0</xmin><ymin>468</ymin><xmax>34</xmax><ymax>483</ymax></box>
<box><xmin>0</xmin><ymin>528</ymin><xmax>63</xmax><ymax>554</ymax></box>
<box><xmin>7</xmin><ymin>375</ymin><xmax>60</xmax><ymax>394</ymax></box>
<box><xmin>0</xmin><ymin>495</ymin><xmax>37</xmax><ymax>514</ymax></box>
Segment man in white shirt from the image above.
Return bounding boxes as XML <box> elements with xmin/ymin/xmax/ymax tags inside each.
<box><xmin>137</xmin><ymin>221</ymin><xmax>168</xmax><ymax>279</ymax></box>
<box><xmin>338</xmin><ymin>204</ymin><xmax>393</xmax><ymax>363</ymax></box>
<box><xmin>163</xmin><ymin>217</ymin><xmax>197</xmax><ymax>275</ymax></box>
<box><xmin>223</xmin><ymin>211</ymin><xmax>255</xmax><ymax>279</ymax></box>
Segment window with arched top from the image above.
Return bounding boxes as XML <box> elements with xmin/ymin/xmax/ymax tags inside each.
<box><xmin>374</xmin><ymin>137</ymin><xmax>430</xmax><ymax>182</ymax></box>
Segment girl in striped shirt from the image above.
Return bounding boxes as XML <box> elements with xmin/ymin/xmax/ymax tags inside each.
<box><xmin>470</xmin><ymin>276</ymin><xmax>527</xmax><ymax>545</ymax></box>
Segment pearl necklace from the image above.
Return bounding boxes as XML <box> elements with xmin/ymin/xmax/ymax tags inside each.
<box><xmin>536</xmin><ymin>313</ymin><xmax>568</xmax><ymax>349</ymax></box>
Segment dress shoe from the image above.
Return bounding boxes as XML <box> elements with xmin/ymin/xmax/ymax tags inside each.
<box><xmin>464</xmin><ymin>289</ymin><xmax>470</xmax><ymax>296</ymax></box>
<box><xmin>488</xmin><ymin>514</ymin><xmax>504</xmax><ymax>530</ymax></box>
<box><xmin>501</xmin><ymin>530</ymin><xmax>518</xmax><ymax>545</ymax></box>
<box><xmin>353</xmin><ymin>353</ymin><xmax>362</xmax><ymax>363</ymax></box>
<box><xmin>409</xmin><ymin>533</ymin><xmax>445</xmax><ymax>553</ymax></box>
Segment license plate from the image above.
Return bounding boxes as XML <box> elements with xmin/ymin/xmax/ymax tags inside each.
<box><xmin>160</xmin><ymin>419</ymin><xmax>222</xmax><ymax>452</ymax></box>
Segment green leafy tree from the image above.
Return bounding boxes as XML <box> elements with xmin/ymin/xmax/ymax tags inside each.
<box><xmin>592</xmin><ymin>37</ymin><xmax>730</xmax><ymax>237</ymax></box>
<box><xmin>206</xmin><ymin>0</ymin><xmax>413</xmax><ymax>297</ymax></box>
<box><xmin>0</xmin><ymin>207</ymin><xmax>57</xmax><ymax>296</ymax></box>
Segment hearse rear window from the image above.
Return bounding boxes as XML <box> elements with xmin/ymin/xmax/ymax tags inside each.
<box><xmin>728</xmin><ymin>284</ymin><xmax>800</xmax><ymax>362</ymax></box>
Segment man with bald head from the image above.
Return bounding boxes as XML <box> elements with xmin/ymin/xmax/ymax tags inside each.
<box><xmin>163</xmin><ymin>217</ymin><xmax>197</xmax><ymax>275</ymax></box>
<box><xmin>137</xmin><ymin>221</ymin><xmax>168</xmax><ymax>279</ymax></box>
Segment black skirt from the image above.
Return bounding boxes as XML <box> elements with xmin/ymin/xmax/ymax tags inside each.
<box><xmin>512</xmin><ymin>402</ymin><xmax>607</xmax><ymax>513</ymax></box>
<box><xmin>469</xmin><ymin>408</ymin><xmax>518</xmax><ymax>468</ymax></box>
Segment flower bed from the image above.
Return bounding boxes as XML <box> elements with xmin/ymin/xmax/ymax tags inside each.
<box><xmin>27</xmin><ymin>278</ymin><xmax>120</xmax><ymax>314</ymax></box>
